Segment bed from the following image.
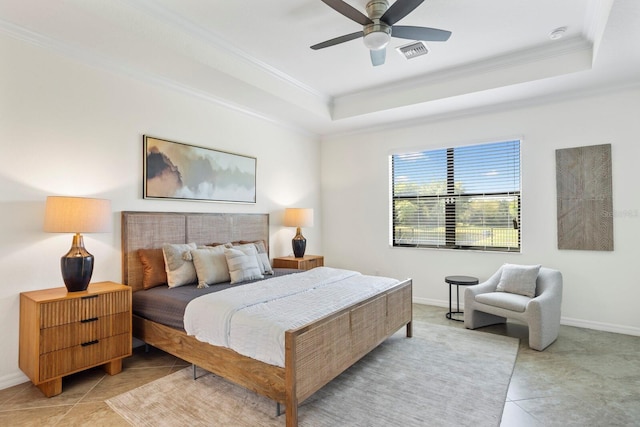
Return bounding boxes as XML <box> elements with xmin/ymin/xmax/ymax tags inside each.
<box><xmin>121</xmin><ymin>211</ymin><xmax>412</xmax><ymax>427</ymax></box>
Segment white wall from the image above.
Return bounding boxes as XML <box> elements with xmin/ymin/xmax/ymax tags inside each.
<box><xmin>0</xmin><ymin>35</ymin><xmax>320</xmax><ymax>388</ymax></box>
<box><xmin>321</xmin><ymin>87</ymin><xmax>640</xmax><ymax>335</ymax></box>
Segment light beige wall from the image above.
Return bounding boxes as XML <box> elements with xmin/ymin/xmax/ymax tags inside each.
<box><xmin>0</xmin><ymin>35</ymin><xmax>320</xmax><ymax>388</ymax></box>
<box><xmin>321</xmin><ymin>87</ymin><xmax>640</xmax><ymax>335</ymax></box>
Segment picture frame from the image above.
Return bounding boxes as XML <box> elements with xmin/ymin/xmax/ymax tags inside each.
<box><xmin>143</xmin><ymin>135</ymin><xmax>256</xmax><ymax>204</ymax></box>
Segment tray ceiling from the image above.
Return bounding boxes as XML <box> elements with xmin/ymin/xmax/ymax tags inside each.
<box><xmin>1</xmin><ymin>0</ymin><xmax>639</xmax><ymax>135</ymax></box>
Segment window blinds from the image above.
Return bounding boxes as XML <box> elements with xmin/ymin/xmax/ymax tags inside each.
<box><xmin>391</xmin><ymin>140</ymin><xmax>521</xmax><ymax>251</ymax></box>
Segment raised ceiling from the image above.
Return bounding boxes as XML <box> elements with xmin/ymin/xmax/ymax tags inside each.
<box><xmin>1</xmin><ymin>0</ymin><xmax>639</xmax><ymax>136</ymax></box>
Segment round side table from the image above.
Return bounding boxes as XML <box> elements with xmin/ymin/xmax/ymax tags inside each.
<box><xmin>445</xmin><ymin>275</ymin><xmax>479</xmax><ymax>322</ymax></box>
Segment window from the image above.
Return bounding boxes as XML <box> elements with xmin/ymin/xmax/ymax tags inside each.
<box><xmin>390</xmin><ymin>140</ymin><xmax>521</xmax><ymax>252</ymax></box>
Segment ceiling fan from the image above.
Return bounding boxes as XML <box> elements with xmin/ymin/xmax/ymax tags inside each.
<box><xmin>311</xmin><ymin>0</ymin><xmax>451</xmax><ymax>66</ymax></box>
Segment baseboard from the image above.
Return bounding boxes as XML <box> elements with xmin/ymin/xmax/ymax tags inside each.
<box><xmin>412</xmin><ymin>298</ymin><xmax>640</xmax><ymax>337</ymax></box>
<box><xmin>560</xmin><ymin>316</ymin><xmax>640</xmax><ymax>337</ymax></box>
<box><xmin>0</xmin><ymin>370</ymin><xmax>29</xmax><ymax>391</ymax></box>
<box><xmin>413</xmin><ymin>297</ymin><xmax>449</xmax><ymax>308</ymax></box>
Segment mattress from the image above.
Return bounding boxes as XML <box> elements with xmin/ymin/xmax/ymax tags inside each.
<box><xmin>132</xmin><ymin>268</ymin><xmax>300</xmax><ymax>330</ymax></box>
<box><xmin>183</xmin><ymin>267</ymin><xmax>400</xmax><ymax>367</ymax></box>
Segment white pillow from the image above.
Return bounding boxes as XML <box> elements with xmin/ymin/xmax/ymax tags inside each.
<box><xmin>496</xmin><ymin>263</ymin><xmax>541</xmax><ymax>297</ymax></box>
<box><xmin>224</xmin><ymin>247</ymin><xmax>264</xmax><ymax>284</ymax></box>
<box><xmin>162</xmin><ymin>243</ymin><xmax>197</xmax><ymax>288</ymax></box>
<box><xmin>234</xmin><ymin>242</ymin><xmax>273</xmax><ymax>275</ymax></box>
<box><xmin>191</xmin><ymin>246</ymin><xmax>230</xmax><ymax>288</ymax></box>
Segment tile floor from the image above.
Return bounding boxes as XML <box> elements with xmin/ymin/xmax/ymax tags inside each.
<box><xmin>1</xmin><ymin>304</ymin><xmax>638</xmax><ymax>426</ymax></box>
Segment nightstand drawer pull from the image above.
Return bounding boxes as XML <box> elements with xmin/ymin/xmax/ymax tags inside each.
<box><xmin>81</xmin><ymin>317</ymin><xmax>99</xmax><ymax>323</ymax></box>
<box><xmin>81</xmin><ymin>340</ymin><xmax>99</xmax><ymax>347</ymax></box>
<box><xmin>81</xmin><ymin>295</ymin><xmax>99</xmax><ymax>300</ymax></box>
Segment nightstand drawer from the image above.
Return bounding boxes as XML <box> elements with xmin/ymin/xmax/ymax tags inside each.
<box><xmin>39</xmin><ymin>333</ymin><xmax>131</xmax><ymax>381</ymax></box>
<box><xmin>305</xmin><ymin>258</ymin><xmax>322</xmax><ymax>269</ymax></box>
<box><xmin>40</xmin><ymin>312</ymin><xmax>131</xmax><ymax>353</ymax></box>
<box><xmin>39</xmin><ymin>290</ymin><xmax>130</xmax><ymax>328</ymax></box>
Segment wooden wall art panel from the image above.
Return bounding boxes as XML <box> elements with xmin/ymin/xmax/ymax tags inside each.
<box><xmin>556</xmin><ymin>143</ymin><xmax>613</xmax><ymax>251</ymax></box>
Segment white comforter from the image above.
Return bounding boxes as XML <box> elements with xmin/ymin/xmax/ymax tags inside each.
<box><xmin>183</xmin><ymin>267</ymin><xmax>400</xmax><ymax>367</ymax></box>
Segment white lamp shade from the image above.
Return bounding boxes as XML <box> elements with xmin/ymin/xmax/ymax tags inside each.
<box><xmin>44</xmin><ymin>196</ymin><xmax>112</xmax><ymax>233</ymax></box>
<box><xmin>283</xmin><ymin>208</ymin><xmax>314</xmax><ymax>228</ymax></box>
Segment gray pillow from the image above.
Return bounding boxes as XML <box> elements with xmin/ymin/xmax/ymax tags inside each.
<box><xmin>496</xmin><ymin>263</ymin><xmax>541</xmax><ymax>297</ymax></box>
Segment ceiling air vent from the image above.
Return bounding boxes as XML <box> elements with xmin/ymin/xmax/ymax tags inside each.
<box><xmin>396</xmin><ymin>41</ymin><xmax>429</xmax><ymax>60</ymax></box>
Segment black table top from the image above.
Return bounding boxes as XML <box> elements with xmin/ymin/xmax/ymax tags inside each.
<box><xmin>445</xmin><ymin>275</ymin><xmax>479</xmax><ymax>285</ymax></box>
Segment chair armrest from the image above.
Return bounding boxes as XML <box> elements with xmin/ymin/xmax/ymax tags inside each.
<box><xmin>465</xmin><ymin>268</ymin><xmax>502</xmax><ymax>298</ymax></box>
<box><xmin>464</xmin><ymin>268</ymin><xmax>502</xmax><ymax>314</ymax></box>
<box><xmin>527</xmin><ymin>269</ymin><xmax>563</xmax><ymax>314</ymax></box>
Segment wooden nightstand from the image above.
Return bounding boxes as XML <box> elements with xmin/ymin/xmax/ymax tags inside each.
<box><xmin>19</xmin><ymin>281</ymin><xmax>132</xmax><ymax>397</ymax></box>
<box><xmin>272</xmin><ymin>255</ymin><xmax>324</xmax><ymax>271</ymax></box>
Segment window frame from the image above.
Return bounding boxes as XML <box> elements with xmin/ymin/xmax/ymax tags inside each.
<box><xmin>390</xmin><ymin>140</ymin><xmax>521</xmax><ymax>253</ymax></box>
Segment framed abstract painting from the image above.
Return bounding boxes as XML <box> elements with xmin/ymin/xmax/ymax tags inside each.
<box><xmin>143</xmin><ymin>135</ymin><xmax>256</xmax><ymax>203</ymax></box>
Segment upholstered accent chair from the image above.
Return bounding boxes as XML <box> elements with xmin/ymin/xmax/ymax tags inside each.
<box><xmin>464</xmin><ymin>264</ymin><xmax>563</xmax><ymax>351</ymax></box>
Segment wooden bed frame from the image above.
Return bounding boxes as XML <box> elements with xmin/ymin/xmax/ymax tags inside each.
<box><xmin>121</xmin><ymin>211</ymin><xmax>412</xmax><ymax>427</ymax></box>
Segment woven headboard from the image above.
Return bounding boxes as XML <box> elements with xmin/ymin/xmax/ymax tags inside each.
<box><xmin>121</xmin><ymin>211</ymin><xmax>269</xmax><ymax>292</ymax></box>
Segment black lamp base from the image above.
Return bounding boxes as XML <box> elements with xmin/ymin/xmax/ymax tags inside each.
<box><xmin>292</xmin><ymin>227</ymin><xmax>307</xmax><ymax>258</ymax></box>
<box><xmin>61</xmin><ymin>234</ymin><xmax>94</xmax><ymax>292</ymax></box>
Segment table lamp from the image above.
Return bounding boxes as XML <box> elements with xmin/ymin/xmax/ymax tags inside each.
<box><xmin>44</xmin><ymin>196</ymin><xmax>112</xmax><ymax>292</ymax></box>
<box><xmin>283</xmin><ymin>208</ymin><xmax>314</xmax><ymax>258</ymax></box>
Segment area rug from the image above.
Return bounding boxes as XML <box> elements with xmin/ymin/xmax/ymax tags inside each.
<box><xmin>107</xmin><ymin>322</ymin><xmax>518</xmax><ymax>427</ymax></box>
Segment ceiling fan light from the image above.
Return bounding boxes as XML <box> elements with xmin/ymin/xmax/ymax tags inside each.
<box><xmin>363</xmin><ymin>31</ymin><xmax>390</xmax><ymax>50</ymax></box>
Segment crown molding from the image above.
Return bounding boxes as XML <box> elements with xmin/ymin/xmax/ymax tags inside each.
<box><xmin>0</xmin><ymin>17</ymin><xmax>319</xmax><ymax>138</ymax></box>
<box><xmin>123</xmin><ymin>0</ymin><xmax>329</xmax><ymax>104</ymax></box>
<box><xmin>323</xmin><ymin>79</ymin><xmax>640</xmax><ymax>139</ymax></box>
<box><xmin>331</xmin><ymin>35</ymin><xmax>593</xmax><ymax>120</ymax></box>
<box><xmin>583</xmin><ymin>0</ymin><xmax>615</xmax><ymax>62</ymax></box>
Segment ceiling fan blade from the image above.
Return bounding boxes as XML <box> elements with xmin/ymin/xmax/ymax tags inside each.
<box><xmin>370</xmin><ymin>48</ymin><xmax>386</xmax><ymax>66</ymax></box>
<box><xmin>391</xmin><ymin>26</ymin><xmax>451</xmax><ymax>42</ymax></box>
<box><xmin>381</xmin><ymin>0</ymin><xmax>424</xmax><ymax>25</ymax></box>
<box><xmin>311</xmin><ymin>31</ymin><xmax>364</xmax><ymax>50</ymax></box>
<box><xmin>320</xmin><ymin>0</ymin><xmax>372</xmax><ymax>26</ymax></box>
